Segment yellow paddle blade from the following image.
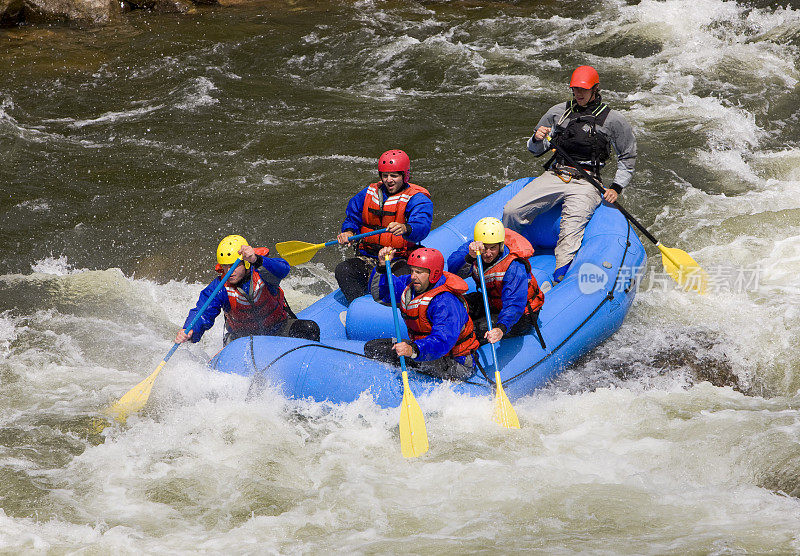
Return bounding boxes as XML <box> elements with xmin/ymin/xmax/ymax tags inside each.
<box><xmin>492</xmin><ymin>371</ymin><xmax>520</xmax><ymax>429</ymax></box>
<box><xmin>89</xmin><ymin>417</ymin><xmax>110</xmax><ymax>435</ymax></box>
<box><xmin>399</xmin><ymin>371</ymin><xmax>429</xmax><ymax>458</ymax></box>
<box><xmin>104</xmin><ymin>360</ymin><xmax>166</xmax><ymax>424</ymax></box>
<box><xmin>275</xmin><ymin>240</ymin><xmax>326</xmax><ymax>266</ymax></box>
<box><xmin>658</xmin><ymin>244</ymin><xmax>708</xmax><ymax>295</ymax></box>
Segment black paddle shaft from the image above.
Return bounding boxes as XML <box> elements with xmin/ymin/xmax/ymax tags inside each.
<box><xmin>547</xmin><ymin>142</ymin><xmax>660</xmax><ymax>247</ymax></box>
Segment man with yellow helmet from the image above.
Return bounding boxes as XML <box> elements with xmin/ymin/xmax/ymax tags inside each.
<box><xmin>174</xmin><ymin>235</ymin><xmax>320</xmax><ymax>346</ymax></box>
<box><xmin>448</xmin><ymin>217</ymin><xmax>545</xmax><ymax>346</ymax></box>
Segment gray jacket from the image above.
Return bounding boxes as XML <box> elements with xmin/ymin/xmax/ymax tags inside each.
<box><xmin>527</xmin><ymin>101</ymin><xmax>637</xmax><ymax>189</ymax></box>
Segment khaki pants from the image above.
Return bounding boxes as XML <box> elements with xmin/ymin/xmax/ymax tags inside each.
<box><xmin>502</xmin><ymin>170</ymin><xmax>602</xmax><ymax>270</ymax></box>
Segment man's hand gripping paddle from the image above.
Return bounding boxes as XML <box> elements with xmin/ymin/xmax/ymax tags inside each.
<box><xmin>476</xmin><ymin>255</ymin><xmax>520</xmax><ymax>429</ymax></box>
<box><xmin>548</xmin><ymin>140</ymin><xmax>707</xmax><ymax>294</ymax></box>
<box><xmin>276</xmin><ymin>228</ymin><xmax>389</xmax><ymax>266</ymax></box>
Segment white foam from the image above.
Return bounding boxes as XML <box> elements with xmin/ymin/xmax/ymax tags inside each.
<box><xmin>760</xmin><ymin>235</ymin><xmax>800</xmax><ymax>289</ymax></box>
<box><xmin>68</xmin><ymin>104</ymin><xmax>163</xmax><ymax>129</ymax></box>
<box><xmin>0</xmin><ymin>313</ymin><xmax>19</xmax><ymax>360</ymax></box>
<box><xmin>25</xmin><ymin>382</ymin><xmax>795</xmax><ymax>552</ymax></box>
<box><xmin>0</xmin><ymin>97</ymin><xmax>56</xmax><ymax>144</ymax></box>
<box><xmin>297</xmin><ymin>154</ymin><xmax>374</xmax><ymax>165</ymax></box>
<box><xmin>175</xmin><ymin>76</ymin><xmax>219</xmax><ymax>110</ymax></box>
<box><xmin>15</xmin><ymin>199</ymin><xmax>51</xmax><ymax>212</ymax></box>
<box><xmin>30</xmin><ymin>256</ymin><xmax>80</xmax><ymax>276</ymax></box>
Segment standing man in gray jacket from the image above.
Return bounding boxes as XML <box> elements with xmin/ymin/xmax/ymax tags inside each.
<box><xmin>503</xmin><ymin>65</ymin><xmax>637</xmax><ymax>283</ymax></box>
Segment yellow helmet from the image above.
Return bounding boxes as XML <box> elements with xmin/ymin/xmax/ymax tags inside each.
<box><xmin>474</xmin><ymin>217</ymin><xmax>505</xmax><ymax>244</ymax></box>
<box><xmin>217</xmin><ymin>235</ymin><xmax>250</xmax><ymax>269</ymax></box>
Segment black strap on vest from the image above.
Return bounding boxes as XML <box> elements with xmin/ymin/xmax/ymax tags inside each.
<box><xmin>367</xmin><ymin>186</ymin><xmax>393</xmax><ymax>221</ymax></box>
<box><xmin>367</xmin><ymin>206</ymin><xmax>397</xmax><ymax>220</ymax></box>
<box><xmin>543</xmin><ymin>100</ymin><xmax>610</xmax><ymax>175</ymax></box>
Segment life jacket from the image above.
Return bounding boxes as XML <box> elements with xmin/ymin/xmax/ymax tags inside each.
<box><xmin>549</xmin><ymin>98</ymin><xmax>611</xmax><ymax>176</ymax></box>
<box><xmin>359</xmin><ymin>182</ymin><xmax>431</xmax><ymax>258</ymax></box>
<box><xmin>471</xmin><ymin>230</ymin><xmax>545</xmax><ymax>316</ymax></box>
<box><xmin>400</xmin><ymin>272</ymin><xmax>480</xmax><ymax>358</ymax></box>
<box><xmin>222</xmin><ymin>247</ymin><xmax>288</xmax><ymax>335</ymax></box>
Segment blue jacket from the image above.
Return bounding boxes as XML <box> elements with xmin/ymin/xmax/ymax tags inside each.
<box><xmin>447</xmin><ymin>242</ymin><xmax>529</xmax><ymax>333</ymax></box>
<box><xmin>372</xmin><ymin>272</ymin><xmax>471</xmax><ymax>363</ymax></box>
<box><xmin>183</xmin><ymin>256</ymin><xmax>290</xmax><ymax>342</ymax></box>
<box><xmin>341</xmin><ymin>182</ymin><xmax>433</xmax><ymax>258</ymax></box>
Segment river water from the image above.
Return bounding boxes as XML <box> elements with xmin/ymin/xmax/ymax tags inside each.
<box><xmin>2</xmin><ymin>0</ymin><xmax>800</xmax><ymax>552</ymax></box>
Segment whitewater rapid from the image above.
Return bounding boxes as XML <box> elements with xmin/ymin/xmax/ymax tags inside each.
<box><xmin>2</xmin><ymin>0</ymin><xmax>800</xmax><ymax>551</ymax></box>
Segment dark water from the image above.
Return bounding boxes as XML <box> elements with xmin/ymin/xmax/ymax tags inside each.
<box><xmin>5</xmin><ymin>0</ymin><xmax>770</xmax><ymax>281</ymax></box>
<box><xmin>3</xmin><ymin>0</ymin><xmax>800</xmax><ymax>552</ymax></box>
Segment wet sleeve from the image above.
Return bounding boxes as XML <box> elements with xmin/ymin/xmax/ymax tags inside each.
<box><xmin>341</xmin><ymin>188</ymin><xmax>367</xmax><ymax>234</ymax></box>
<box><xmin>256</xmin><ymin>256</ymin><xmax>290</xmax><ymax>293</ymax></box>
<box><xmin>446</xmin><ymin>241</ymin><xmax>474</xmax><ymax>278</ymax></box>
<box><xmin>372</xmin><ymin>271</ymin><xmax>410</xmax><ymax>307</ymax></box>
<box><xmin>495</xmin><ymin>260</ymin><xmax>528</xmax><ymax>333</ymax></box>
<box><xmin>403</xmin><ymin>193</ymin><xmax>433</xmax><ymax>244</ymax></box>
<box><xmin>369</xmin><ymin>266</ymin><xmax>383</xmax><ymax>302</ymax></box>
<box><xmin>527</xmin><ymin>102</ymin><xmax>568</xmax><ymax>156</ymax></box>
<box><xmin>606</xmin><ymin>110</ymin><xmax>637</xmax><ymax>188</ymax></box>
<box><xmin>413</xmin><ymin>293</ymin><xmax>466</xmax><ymax>361</ymax></box>
<box><xmin>182</xmin><ymin>279</ymin><xmax>226</xmax><ymax>342</ymax></box>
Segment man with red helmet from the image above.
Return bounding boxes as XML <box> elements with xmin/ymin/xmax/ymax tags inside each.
<box><xmin>174</xmin><ymin>235</ymin><xmax>320</xmax><ymax>347</ymax></box>
<box><xmin>503</xmin><ymin>65</ymin><xmax>637</xmax><ymax>284</ymax></box>
<box><xmin>335</xmin><ymin>150</ymin><xmax>433</xmax><ymax>304</ymax></box>
<box><xmin>364</xmin><ymin>246</ymin><xmax>479</xmax><ymax>381</ymax></box>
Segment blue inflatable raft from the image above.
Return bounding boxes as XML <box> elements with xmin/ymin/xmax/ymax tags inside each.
<box><xmin>210</xmin><ymin>177</ymin><xmax>646</xmax><ymax>406</ymax></box>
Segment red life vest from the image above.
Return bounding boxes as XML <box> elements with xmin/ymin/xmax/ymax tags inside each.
<box><xmin>400</xmin><ymin>271</ymin><xmax>480</xmax><ymax>358</ymax></box>
<box><xmin>359</xmin><ymin>182</ymin><xmax>431</xmax><ymax>258</ymax></box>
<box><xmin>223</xmin><ymin>248</ymin><xmax>288</xmax><ymax>335</ymax></box>
<box><xmin>471</xmin><ymin>230</ymin><xmax>545</xmax><ymax>315</ymax></box>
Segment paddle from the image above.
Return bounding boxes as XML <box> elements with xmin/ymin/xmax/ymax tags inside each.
<box><xmin>276</xmin><ymin>228</ymin><xmax>389</xmax><ymax>266</ymax></box>
<box><xmin>384</xmin><ymin>256</ymin><xmax>429</xmax><ymax>458</ymax></box>
<box><xmin>101</xmin><ymin>259</ymin><xmax>243</xmax><ymax>425</ymax></box>
<box><xmin>475</xmin><ymin>255</ymin><xmax>520</xmax><ymax>429</ymax></box>
<box><xmin>548</xmin><ymin>141</ymin><xmax>708</xmax><ymax>294</ymax></box>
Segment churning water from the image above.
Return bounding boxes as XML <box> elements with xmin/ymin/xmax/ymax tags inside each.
<box><xmin>2</xmin><ymin>0</ymin><xmax>800</xmax><ymax>552</ymax></box>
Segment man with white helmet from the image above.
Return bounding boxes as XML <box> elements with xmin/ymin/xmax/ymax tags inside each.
<box><xmin>175</xmin><ymin>235</ymin><xmax>320</xmax><ymax>346</ymax></box>
<box><xmin>503</xmin><ymin>65</ymin><xmax>637</xmax><ymax>283</ymax></box>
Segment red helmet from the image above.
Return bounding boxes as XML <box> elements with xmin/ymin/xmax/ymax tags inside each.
<box><xmin>407</xmin><ymin>248</ymin><xmax>444</xmax><ymax>283</ymax></box>
<box><xmin>569</xmin><ymin>65</ymin><xmax>600</xmax><ymax>89</ymax></box>
<box><xmin>378</xmin><ymin>149</ymin><xmax>411</xmax><ymax>182</ymax></box>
